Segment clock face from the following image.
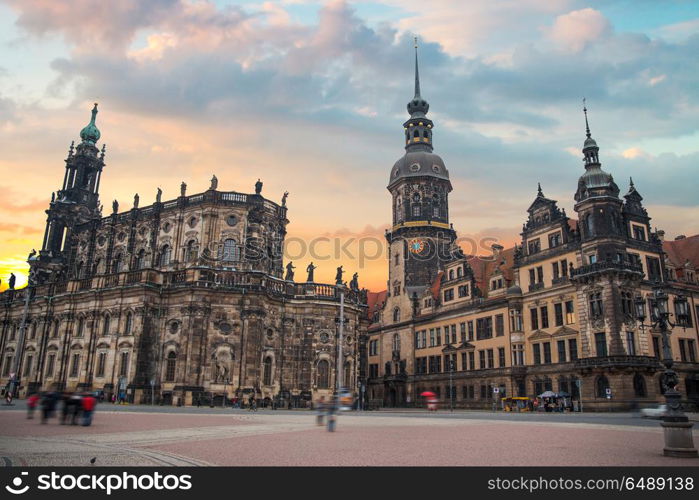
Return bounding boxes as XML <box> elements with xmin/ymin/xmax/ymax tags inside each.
<box><xmin>409</xmin><ymin>239</ymin><xmax>426</xmax><ymax>254</ymax></box>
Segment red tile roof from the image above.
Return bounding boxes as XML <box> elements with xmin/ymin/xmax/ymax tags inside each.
<box><xmin>663</xmin><ymin>234</ymin><xmax>699</xmax><ymax>269</ymax></box>
<box><xmin>366</xmin><ymin>290</ymin><xmax>387</xmax><ymax>319</ymax></box>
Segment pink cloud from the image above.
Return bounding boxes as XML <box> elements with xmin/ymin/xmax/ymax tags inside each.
<box><xmin>546</xmin><ymin>8</ymin><xmax>612</xmax><ymax>52</ymax></box>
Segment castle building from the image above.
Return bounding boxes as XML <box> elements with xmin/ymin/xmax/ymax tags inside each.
<box><xmin>366</xmin><ymin>49</ymin><xmax>699</xmax><ymax>410</ymax></box>
<box><xmin>0</xmin><ymin>104</ymin><xmax>368</xmax><ymax>406</ymax></box>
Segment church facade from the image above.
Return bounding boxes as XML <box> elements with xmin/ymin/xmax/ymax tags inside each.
<box><xmin>0</xmin><ymin>104</ymin><xmax>368</xmax><ymax>406</ymax></box>
<box><xmin>367</xmin><ymin>47</ymin><xmax>699</xmax><ymax>410</ymax></box>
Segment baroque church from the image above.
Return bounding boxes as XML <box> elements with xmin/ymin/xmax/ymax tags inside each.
<box><xmin>0</xmin><ymin>104</ymin><xmax>369</xmax><ymax>406</ymax></box>
<box><xmin>366</xmin><ymin>44</ymin><xmax>699</xmax><ymax>410</ymax></box>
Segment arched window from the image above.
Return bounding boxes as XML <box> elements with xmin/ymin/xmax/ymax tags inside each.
<box><xmin>30</xmin><ymin>322</ymin><xmax>38</xmax><ymax>340</ymax></box>
<box><xmin>585</xmin><ymin>214</ymin><xmax>594</xmax><ymax>237</ymax></box>
<box><xmin>125</xmin><ymin>312</ymin><xmax>133</xmax><ymax>335</ymax></box>
<box><xmin>53</xmin><ymin>320</ymin><xmax>60</xmax><ymax>339</ymax></box>
<box><xmin>160</xmin><ymin>245</ymin><xmax>171</xmax><ymax>267</ymax></box>
<box><xmin>392</xmin><ymin>333</ymin><xmax>400</xmax><ymax>352</ymax></box>
<box><xmin>317</xmin><ymin>360</ymin><xmax>329</xmax><ymax>389</ymax></box>
<box><xmin>457</xmin><ymin>267</ymin><xmax>463</xmax><ymax>278</ymax></box>
<box><xmin>165</xmin><ymin>351</ymin><xmax>176</xmax><ymax>382</ymax></box>
<box><xmin>76</xmin><ymin>318</ymin><xmax>84</xmax><ymax>337</ymax></box>
<box><xmin>393</xmin><ymin>308</ymin><xmax>401</xmax><ymax>323</ymax></box>
<box><xmin>186</xmin><ymin>240</ymin><xmax>197</xmax><ymax>262</ymax></box>
<box><xmin>449</xmin><ymin>269</ymin><xmax>454</xmax><ymax>280</ymax></box>
<box><xmin>102</xmin><ymin>315</ymin><xmax>111</xmax><ymax>336</ymax></box>
<box><xmin>263</xmin><ymin>356</ymin><xmax>273</xmax><ymax>386</ymax></box>
<box><xmin>595</xmin><ymin>375</ymin><xmax>610</xmax><ymax>398</ymax></box>
<box><xmin>222</xmin><ymin>239</ymin><xmax>240</xmax><ymax>262</ymax></box>
<box><xmin>135</xmin><ymin>249</ymin><xmax>146</xmax><ymax>270</ymax></box>
<box><xmin>413</xmin><ymin>130</ymin><xmax>419</xmax><ymax>138</ymax></box>
<box><xmin>633</xmin><ymin>373</ymin><xmax>647</xmax><ymax>397</ymax></box>
<box><xmin>113</xmin><ymin>254</ymin><xmax>122</xmax><ymax>273</ymax></box>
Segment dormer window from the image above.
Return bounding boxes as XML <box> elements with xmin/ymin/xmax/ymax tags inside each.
<box><xmin>548</xmin><ymin>232</ymin><xmax>561</xmax><ymax>248</ymax></box>
<box><xmin>632</xmin><ymin>225</ymin><xmax>646</xmax><ymax>241</ymax></box>
<box><xmin>528</xmin><ymin>239</ymin><xmax>541</xmax><ymax>255</ymax></box>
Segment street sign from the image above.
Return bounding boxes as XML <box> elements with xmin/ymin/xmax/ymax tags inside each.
<box><xmin>493</xmin><ymin>387</ymin><xmax>499</xmax><ymax>393</ymax></box>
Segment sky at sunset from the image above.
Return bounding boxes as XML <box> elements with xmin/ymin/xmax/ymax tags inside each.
<box><xmin>0</xmin><ymin>0</ymin><xmax>698</xmax><ymax>292</ymax></box>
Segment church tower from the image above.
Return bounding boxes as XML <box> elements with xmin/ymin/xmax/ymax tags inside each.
<box><xmin>31</xmin><ymin>104</ymin><xmax>106</xmax><ymax>284</ymax></box>
<box><xmin>384</xmin><ymin>40</ymin><xmax>456</xmax><ymax>323</ymax></box>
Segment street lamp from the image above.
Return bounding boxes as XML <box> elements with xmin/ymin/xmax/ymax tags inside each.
<box><xmin>634</xmin><ymin>284</ymin><xmax>697</xmax><ymax>458</ymax></box>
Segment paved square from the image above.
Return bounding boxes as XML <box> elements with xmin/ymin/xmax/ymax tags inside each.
<box><xmin>1</xmin><ymin>406</ymin><xmax>698</xmax><ymax>466</ymax></box>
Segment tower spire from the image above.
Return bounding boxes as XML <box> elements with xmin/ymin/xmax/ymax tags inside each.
<box><xmin>414</xmin><ymin>36</ymin><xmax>421</xmax><ymax>99</ymax></box>
<box><xmin>583</xmin><ymin>97</ymin><xmax>591</xmax><ymax>138</ymax></box>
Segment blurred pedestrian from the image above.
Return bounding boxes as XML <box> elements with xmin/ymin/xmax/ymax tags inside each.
<box><xmin>69</xmin><ymin>393</ymin><xmax>83</xmax><ymax>425</ymax></box>
<box><xmin>316</xmin><ymin>396</ymin><xmax>326</xmax><ymax>426</ymax></box>
<box><xmin>60</xmin><ymin>392</ymin><xmax>71</xmax><ymax>424</ymax></box>
<box><xmin>81</xmin><ymin>392</ymin><xmax>96</xmax><ymax>426</ymax></box>
<box><xmin>40</xmin><ymin>391</ymin><xmax>58</xmax><ymax>424</ymax></box>
<box><xmin>27</xmin><ymin>392</ymin><xmax>40</xmax><ymax>419</ymax></box>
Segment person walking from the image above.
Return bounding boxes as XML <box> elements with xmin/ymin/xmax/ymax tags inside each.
<box><xmin>69</xmin><ymin>393</ymin><xmax>83</xmax><ymax>425</ymax></box>
<box><xmin>316</xmin><ymin>396</ymin><xmax>326</xmax><ymax>426</ymax></box>
<box><xmin>40</xmin><ymin>391</ymin><xmax>57</xmax><ymax>424</ymax></box>
<box><xmin>27</xmin><ymin>393</ymin><xmax>40</xmax><ymax>419</ymax></box>
<box><xmin>81</xmin><ymin>392</ymin><xmax>96</xmax><ymax>426</ymax></box>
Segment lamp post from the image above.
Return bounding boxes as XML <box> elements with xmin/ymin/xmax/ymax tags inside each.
<box><xmin>634</xmin><ymin>284</ymin><xmax>697</xmax><ymax>458</ymax></box>
<box><xmin>448</xmin><ymin>357</ymin><xmax>454</xmax><ymax>412</ymax></box>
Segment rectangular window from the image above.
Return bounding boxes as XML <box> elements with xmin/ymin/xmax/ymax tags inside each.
<box><xmin>45</xmin><ymin>354</ymin><xmax>55</xmax><ymax>378</ymax></box>
<box><xmin>119</xmin><ymin>352</ymin><xmax>129</xmax><ymax>377</ymax></box>
<box><xmin>69</xmin><ymin>353</ymin><xmax>80</xmax><ymax>378</ymax></box>
<box><xmin>369</xmin><ymin>364</ymin><xmax>379</xmax><ymax>378</ymax></box>
<box><xmin>633</xmin><ymin>225</ymin><xmax>646</xmax><ymax>241</ymax></box>
<box><xmin>421</xmin><ymin>330</ymin><xmax>426</xmax><ymax>349</ymax></box>
<box><xmin>565</xmin><ymin>301</ymin><xmax>575</xmax><ymax>324</ymax></box>
<box><xmin>688</xmin><ymin>340</ymin><xmax>696</xmax><ymax>363</ymax></box>
<box><xmin>595</xmin><ymin>333</ymin><xmax>608</xmax><ymax>357</ymax></box>
<box><xmin>444</xmin><ymin>289</ymin><xmax>454</xmax><ymax>302</ymax></box>
<box><xmin>429</xmin><ymin>329</ymin><xmax>435</xmax><ymax>347</ymax></box>
<box><xmin>561</xmin><ymin>259</ymin><xmax>568</xmax><ymax>276</ymax></box>
<box><xmin>568</xmin><ymin>339</ymin><xmax>578</xmax><ymax>360</ymax></box>
<box><xmin>487</xmin><ymin>349</ymin><xmax>494</xmax><ymax>368</ymax></box>
<box><xmin>537</xmin><ymin>266</ymin><xmax>544</xmax><ymax>283</ymax></box>
<box><xmin>533</xmin><ymin>344</ymin><xmax>541</xmax><ymax>365</ymax></box>
<box><xmin>679</xmin><ymin>339</ymin><xmax>687</xmax><ymax>362</ymax></box>
<box><xmin>548</xmin><ymin>232</ymin><xmax>561</xmax><ymax>248</ymax></box>
<box><xmin>467</xmin><ymin>321</ymin><xmax>474</xmax><ymax>341</ymax></box>
<box><xmin>460</xmin><ymin>322</ymin><xmax>466</xmax><ymax>342</ymax></box>
<box><xmin>540</xmin><ymin>306</ymin><xmax>549</xmax><ymax>329</ymax></box>
<box><xmin>652</xmin><ymin>336</ymin><xmax>661</xmax><ymax>358</ymax></box>
<box><xmin>479</xmin><ymin>350</ymin><xmax>486</xmax><ymax>370</ymax></box>
<box><xmin>436</xmin><ymin>327</ymin><xmax>442</xmax><ymax>345</ymax></box>
<box><xmin>476</xmin><ymin>317</ymin><xmax>493</xmax><ymax>340</ymax></box>
<box><xmin>552</xmin><ymin>261</ymin><xmax>560</xmax><ymax>280</ymax></box>
<box><xmin>646</xmin><ymin>257</ymin><xmax>661</xmax><ymax>281</ymax></box>
<box><xmin>495</xmin><ymin>314</ymin><xmax>504</xmax><ymax>337</ymax></box>
<box><xmin>461</xmin><ymin>353</ymin><xmax>467</xmax><ymax>371</ymax></box>
<box><xmin>626</xmin><ymin>331</ymin><xmax>636</xmax><ymax>356</ymax></box>
<box><xmin>529</xmin><ymin>268</ymin><xmax>535</xmax><ymax>286</ymax></box>
<box><xmin>557</xmin><ymin>340</ymin><xmax>567</xmax><ymax>363</ymax></box>
<box><xmin>451</xmin><ymin>324</ymin><xmax>457</xmax><ymax>344</ymax></box>
<box><xmin>589</xmin><ymin>293</ymin><xmax>603</xmax><ymax>318</ymax></box>
<box><xmin>458</xmin><ymin>285</ymin><xmax>469</xmax><ymax>297</ymax></box>
<box><xmin>23</xmin><ymin>355</ymin><xmax>33</xmax><ymax>377</ymax></box>
<box><xmin>530</xmin><ymin>308</ymin><xmax>539</xmax><ymax>330</ymax></box>
<box><xmin>543</xmin><ymin>342</ymin><xmax>552</xmax><ymax>364</ymax></box>
<box><xmin>97</xmin><ymin>352</ymin><xmax>107</xmax><ymax>378</ymax></box>
<box><xmin>554</xmin><ymin>303</ymin><xmax>563</xmax><ymax>327</ymax></box>
<box><xmin>468</xmin><ymin>352</ymin><xmax>475</xmax><ymax>371</ymax></box>
<box><xmin>498</xmin><ymin>347</ymin><xmax>506</xmax><ymax>368</ymax></box>
<box><xmin>589</xmin><ymin>254</ymin><xmax>597</xmax><ymax>264</ymax></box>
<box><xmin>528</xmin><ymin>239</ymin><xmax>541</xmax><ymax>254</ymax></box>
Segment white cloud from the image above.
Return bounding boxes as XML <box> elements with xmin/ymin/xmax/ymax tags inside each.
<box><xmin>546</xmin><ymin>8</ymin><xmax>612</xmax><ymax>52</ymax></box>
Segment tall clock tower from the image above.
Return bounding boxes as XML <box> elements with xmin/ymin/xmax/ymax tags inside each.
<box><xmin>384</xmin><ymin>40</ymin><xmax>456</xmax><ymax>323</ymax></box>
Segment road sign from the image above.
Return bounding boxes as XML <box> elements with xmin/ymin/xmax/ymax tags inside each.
<box><xmin>493</xmin><ymin>387</ymin><xmax>499</xmax><ymax>393</ymax></box>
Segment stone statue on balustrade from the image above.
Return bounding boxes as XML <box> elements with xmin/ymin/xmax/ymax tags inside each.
<box><xmin>285</xmin><ymin>262</ymin><xmax>295</xmax><ymax>281</ymax></box>
<box><xmin>306</xmin><ymin>262</ymin><xmax>316</xmax><ymax>282</ymax></box>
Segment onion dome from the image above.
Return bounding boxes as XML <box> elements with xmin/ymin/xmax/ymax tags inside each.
<box><xmin>80</xmin><ymin>103</ymin><xmax>101</xmax><ymax>144</ymax></box>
